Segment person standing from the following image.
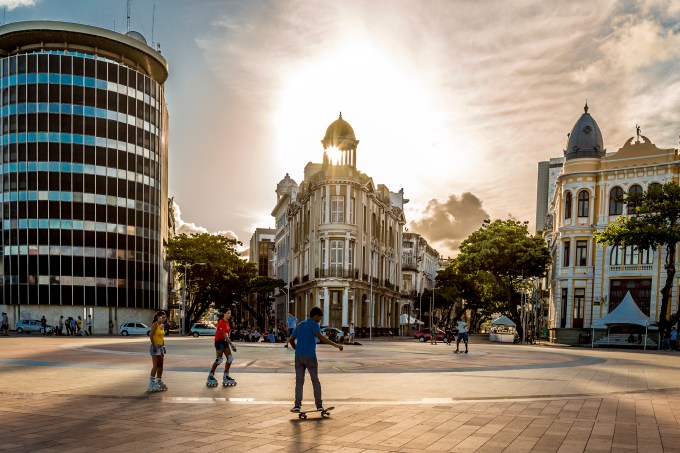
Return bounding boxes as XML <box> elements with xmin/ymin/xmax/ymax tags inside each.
<box><xmin>455</xmin><ymin>320</ymin><xmax>469</xmax><ymax>354</ymax></box>
<box><xmin>288</xmin><ymin>307</ymin><xmax>343</xmax><ymax>413</ymax></box>
<box><xmin>148</xmin><ymin>311</ymin><xmax>168</xmax><ymax>392</ymax></box>
<box><xmin>670</xmin><ymin>327</ymin><xmax>678</xmax><ymax>351</ymax></box>
<box><xmin>206</xmin><ymin>309</ymin><xmax>238</xmax><ymax>387</ymax></box>
<box><xmin>284</xmin><ymin>312</ymin><xmax>298</xmax><ymax>348</ymax></box>
<box><xmin>348</xmin><ymin>322</ymin><xmax>355</xmax><ymax>344</ymax></box>
<box><xmin>70</xmin><ymin>317</ymin><xmax>77</xmax><ymax>336</ymax></box>
<box><xmin>1</xmin><ymin>312</ymin><xmax>8</xmax><ymax>336</ymax></box>
<box><xmin>108</xmin><ymin>320</ymin><xmax>114</xmax><ymax>335</ymax></box>
<box><xmin>58</xmin><ymin>316</ymin><xmax>64</xmax><ymax>336</ymax></box>
<box><xmin>76</xmin><ymin>316</ymin><xmax>83</xmax><ymax>336</ymax></box>
<box><xmin>40</xmin><ymin>316</ymin><xmax>47</xmax><ymax>335</ymax></box>
<box><xmin>87</xmin><ymin>315</ymin><xmax>93</xmax><ymax>336</ymax></box>
<box><xmin>430</xmin><ymin>325</ymin><xmax>439</xmax><ymax>345</ymax></box>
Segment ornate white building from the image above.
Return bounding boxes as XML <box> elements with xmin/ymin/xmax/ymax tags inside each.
<box><xmin>279</xmin><ymin>114</ymin><xmax>407</xmax><ymax>335</ymax></box>
<box><xmin>540</xmin><ymin>104</ymin><xmax>680</xmax><ymax>343</ymax></box>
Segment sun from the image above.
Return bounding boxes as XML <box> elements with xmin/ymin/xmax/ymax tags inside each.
<box><xmin>326</xmin><ymin>146</ymin><xmax>342</xmax><ymax>165</ymax></box>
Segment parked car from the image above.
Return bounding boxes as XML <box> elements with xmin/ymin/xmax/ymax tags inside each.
<box><xmin>190</xmin><ymin>323</ymin><xmax>217</xmax><ymax>337</ymax></box>
<box><xmin>15</xmin><ymin>319</ymin><xmax>53</xmax><ymax>334</ymax></box>
<box><xmin>119</xmin><ymin>322</ymin><xmax>151</xmax><ymax>336</ymax></box>
<box><xmin>414</xmin><ymin>327</ymin><xmax>447</xmax><ymax>342</ymax></box>
<box><xmin>317</xmin><ymin>327</ymin><xmax>345</xmax><ymax>344</ymax></box>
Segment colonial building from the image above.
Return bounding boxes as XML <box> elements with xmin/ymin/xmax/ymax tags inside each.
<box><xmin>282</xmin><ymin>114</ymin><xmax>407</xmax><ymax>335</ymax></box>
<box><xmin>271</xmin><ymin>173</ymin><xmax>297</xmax><ymax>322</ymax></box>
<box><xmin>540</xmin><ymin>104</ymin><xmax>680</xmax><ymax>343</ymax></box>
<box><xmin>400</xmin><ymin>232</ymin><xmax>439</xmax><ymax>328</ymax></box>
<box><xmin>0</xmin><ymin>21</ymin><xmax>170</xmax><ymax>332</ymax></box>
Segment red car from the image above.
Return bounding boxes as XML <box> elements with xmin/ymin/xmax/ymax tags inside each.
<box><xmin>414</xmin><ymin>328</ymin><xmax>447</xmax><ymax>342</ymax></box>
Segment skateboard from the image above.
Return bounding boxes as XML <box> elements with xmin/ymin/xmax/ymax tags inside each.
<box><xmin>297</xmin><ymin>406</ymin><xmax>334</xmax><ymax>419</ymax></box>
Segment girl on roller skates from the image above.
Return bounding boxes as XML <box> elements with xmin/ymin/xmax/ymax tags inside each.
<box><xmin>148</xmin><ymin>310</ymin><xmax>168</xmax><ymax>392</ymax></box>
<box><xmin>206</xmin><ymin>308</ymin><xmax>238</xmax><ymax>387</ymax></box>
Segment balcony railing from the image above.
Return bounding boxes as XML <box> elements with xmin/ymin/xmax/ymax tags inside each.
<box><xmin>315</xmin><ymin>268</ymin><xmax>359</xmax><ymax>279</ymax></box>
<box><xmin>609</xmin><ymin>264</ymin><xmax>654</xmax><ymax>272</ymax></box>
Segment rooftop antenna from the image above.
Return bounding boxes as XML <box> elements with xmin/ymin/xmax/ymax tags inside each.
<box><xmin>126</xmin><ymin>0</ymin><xmax>131</xmax><ymax>34</ymax></box>
<box><xmin>151</xmin><ymin>4</ymin><xmax>155</xmax><ymax>46</ymax></box>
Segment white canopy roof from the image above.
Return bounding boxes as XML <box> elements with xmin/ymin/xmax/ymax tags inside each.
<box><xmin>491</xmin><ymin>315</ymin><xmax>516</xmax><ymax>327</ymax></box>
<box><xmin>399</xmin><ymin>314</ymin><xmax>424</xmax><ymax>325</ymax></box>
<box><xmin>593</xmin><ymin>291</ymin><xmax>653</xmax><ymax>327</ymax></box>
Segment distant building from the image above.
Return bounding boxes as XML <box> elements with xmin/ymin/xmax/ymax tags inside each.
<box><xmin>271</xmin><ymin>173</ymin><xmax>297</xmax><ymax>321</ymax></box>
<box><xmin>539</xmin><ymin>103</ymin><xmax>680</xmax><ymax>343</ymax></box>
<box><xmin>277</xmin><ymin>114</ymin><xmax>407</xmax><ymax>334</ymax></box>
<box><xmin>400</xmin><ymin>232</ymin><xmax>439</xmax><ymax>328</ymax></box>
<box><xmin>249</xmin><ymin>228</ymin><xmax>276</xmax><ymax>277</ymax></box>
<box><xmin>0</xmin><ymin>21</ymin><xmax>170</xmax><ymax>332</ymax></box>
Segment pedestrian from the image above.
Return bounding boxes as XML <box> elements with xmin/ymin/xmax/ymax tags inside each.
<box><xmin>455</xmin><ymin>320</ymin><xmax>469</xmax><ymax>354</ymax></box>
<box><xmin>87</xmin><ymin>315</ymin><xmax>93</xmax><ymax>336</ymax></box>
<box><xmin>148</xmin><ymin>310</ymin><xmax>168</xmax><ymax>392</ymax></box>
<box><xmin>58</xmin><ymin>316</ymin><xmax>64</xmax><ymax>336</ymax></box>
<box><xmin>108</xmin><ymin>320</ymin><xmax>114</xmax><ymax>335</ymax></box>
<box><xmin>1</xmin><ymin>312</ymin><xmax>8</xmax><ymax>336</ymax></box>
<box><xmin>670</xmin><ymin>327</ymin><xmax>678</xmax><ymax>351</ymax></box>
<box><xmin>76</xmin><ymin>316</ymin><xmax>83</xmax><ymax>336</ymax></box>
<box><xmin>284</xmin><ymin>312</ymin><xmax>298</xmax><ymax>348</ymax></box>
<box><xmin>430</xmin><ymin>325</ymin><xmax>439</xmax><ymax>345</ymax></box>
<box><xmin>206</xmin><ymin>309</ymin><xmax>237</xmax><ymax>387</ymax></box>
<box><xmin>69</xmin><ymin>317</ymin><xmax>76</xmax><ymax>336</ymax></box>
<box><xmin>288</xmin><ymin>306</ymin><xmax>343</xmax><ymax>413</ymax></box>
<box><xmin>348</xmin><ymin>322</ymin><xmax>355</xmax><ymax>344</ymax></box>
<box><xmin>40</xmin><ymin>315</ymin><xmax>47</xmax><ymax>335</ymax></box>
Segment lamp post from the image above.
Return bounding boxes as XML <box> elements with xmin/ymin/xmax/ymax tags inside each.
<box><xmin>181</xmin><ymin>262</ymin><xmax>205</xmax><ymax>335</ymax></box>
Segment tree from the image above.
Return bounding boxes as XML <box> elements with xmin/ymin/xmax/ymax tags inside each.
<box><xmin>167</xmin><ymin>233</ymin><xmax>256</xmax><ymax>333</ymax></box>
<box><xmin>455</xmin><ymin>219</ymin><xmax>551</xmax><ymax>329</ymax></box>
<box><xmin>595</xmin><ymin>182</ymin><xmax>680</xmax><ymax>339</ymax></box>
<box><xmin>245</xmin><ymin>275</ymin><xmax>286</xmax><ymax>330</ymax></box>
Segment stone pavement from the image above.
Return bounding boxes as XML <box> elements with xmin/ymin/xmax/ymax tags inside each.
<box><xmin>2</xmin><ymin>334</ymin><xmax>680</xmax><ymax>452</ymax></box>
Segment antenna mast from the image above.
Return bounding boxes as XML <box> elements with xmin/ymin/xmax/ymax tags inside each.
<box><xmin>126</xmin><ymin>0</ymin><xmax>131</xmax><ymax>33</ymax></box>
<box><xmin>151</xmin><ymin>4</ymin><xmax>155</xmax><ymax>45</ymax></box>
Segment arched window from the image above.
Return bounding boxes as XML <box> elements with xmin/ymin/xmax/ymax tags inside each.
<box><xmin>628</xmin><ymin>185</ymin><xmax>643</xmax><ymax>212</ymax></box>
<box><xmin>564</xmin><ymin>192</ymin><xmax>572</xmax><ymax>219</ymax></box>
<box><xmin>609</xmin><ymin>187</ymin><xmax>623</xmax><ymax>215</ymax></box>
<box><xmin>649</xmin><ymin>182</ymin><xmax>662</xmax><ymax>193</ymax></box>
<box><xmin>577</xmin><ymin>190</ymin><xmax>589</xmax><ymax>217</ymax></box>
<box><xmin>610</xmin><ymin>246</ymin><xmax>654</xmax><ymax>265</ymax></box>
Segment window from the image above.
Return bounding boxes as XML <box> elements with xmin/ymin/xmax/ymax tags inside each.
<box><xmin>577</xmin><ymin>190</ymin><xmax>589</xmax><ymax>217</ymax></box>
<box><xmin>403</xmin><ymin>274</ymin><xmax>413</xmax><ymax>292</ymax></box>
<box><xmin>321</xmin><ymin>197</ymin><xmax>326</xmax><ymax>223</ymax></box>
<box><xmin>320</xmin><ymin>239</ymin><xmax>326</xmax><ymax>269</ymax></box>
<box><xmin>330</xmin><ymin>239</ymin><xmax>343</xmax><ymax>275</ymax></box>
<box><xmin>331</xmin><ymin>195</ymin><xmax>344</xmax><ymax>223</ymax></box>
<box><xmin>349</xmin><ymin>197</ymin><xmax>355</xmax><ymax>224</ymax></box>
<box><xmin>563</xmin><ymin>240</ymin><xmax>570</xmax><ymax>267</ymax></box>
<box><xmin>575</xmin><ymin>240</ymin><xmax>588</xmax><ymax>266</ymax></box>
<box><xmin>628</xmin><ymin>184</ymin><xmax>643</xmax><ymax>212</ymax></box>
<box><xmin>564</xmin><ymin>192</ymin><xmax>572</xmax><ymax>219</ymax></box>
<box><xmin>649</xmin><ymin>182</ymin><xmax>662</xmax><ymax>194</ymax></box>
<box><xmin>609</xmin><ymin>187</ymin><xmax>623</xmax><ymax>215</ymax></box>
<box><xmin>560</xmin><ymin>288</ymin><xmax>568</xmax><ymax>328</ymax></box>
<box><xmin>610</xmin><ymin>246</ymin><xmax>653</xmax><ymax>265</ymax></box>
<box><xmin>349</xmin><ymin>240</ymin><xmax>355</xmax><ymax>270</ymax></box>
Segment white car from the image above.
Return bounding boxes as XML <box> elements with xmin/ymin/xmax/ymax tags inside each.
<box><xmin>119</xmin><ymin>322</ymin><xmax>150</xmax><ymax>336</ymax></box>
<box><xmin>190</xmin><ymin>323</ymin><xmax>217</xmax><ymax>337</ymax></box>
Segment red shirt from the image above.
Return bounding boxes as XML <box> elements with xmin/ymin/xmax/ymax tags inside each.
<box><xmin>214</xmin><ymin>319</ymin><xmax>230</xmax><ymax>342</ymax></box>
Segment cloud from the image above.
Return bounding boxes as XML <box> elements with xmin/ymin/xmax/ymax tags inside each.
<box><xmin>408</xmin><ymin>193</ymin><xmax>490</xmax><ymax>257</ymax></box>
<box><xmin>172</xmin><ymin>200</ymin><xmax>239</xmax><ymax>241</ymax></box>
<box><xmin>0</xmin><ymin>0</ymin><xmax>36</xmax><ymax>10</ymax></box>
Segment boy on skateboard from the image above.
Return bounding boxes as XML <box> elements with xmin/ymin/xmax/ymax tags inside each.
<box><xmin>206</xmin><ymin>309</ymin><xmax>238</xmax><ymax>387</ymax></box>
<box><xmin>288</xmin><ymin>307</ymin><xmax>343</xmax><ymax>413</ymax></box>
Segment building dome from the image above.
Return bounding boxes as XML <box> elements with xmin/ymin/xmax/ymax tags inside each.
<box><xmin>125</xmin><ymin>30</ymin><xmax>147</xmax><ymax>44</ymax></box>
<box><xmin>564</xmin><ymin>103</ymin><xmax>605</xmax><ymax>160</ymax></box>
<box><xmin>323</xmin><ymin>112</ymin><xmax>355</xmax><ymax>146</ymax></box>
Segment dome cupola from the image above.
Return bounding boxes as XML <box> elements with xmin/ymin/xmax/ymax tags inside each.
<box><xmin>564</xmin><ymin>102</ymin><xmax>605</xmax><ymax>160</ymax></box>
<box><xmin>321</xmin><ymin>112</ymin><xmax>359</xmax><ymax>168</ymax></box>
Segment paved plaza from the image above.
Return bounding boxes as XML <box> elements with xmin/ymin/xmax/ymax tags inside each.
<box><xmin>2</xmin><ymin>334</ymin><xmax>680</xmax><ymax>452</ymax></box>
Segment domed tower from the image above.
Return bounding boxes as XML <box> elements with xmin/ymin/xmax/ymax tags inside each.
<box><xmin>564</xmin><ymin>103</ymin><xmax>605</xmax><ymax>160</ymax></box>
<box><xmin>321</xmin><ymin>113</ymin><xmax>359</xmax><ymax>168</ymax></box>
<box><xmin>276</xmin><ymin>173</ymin><xmax>298</xmax><ymax>200</ymax></box>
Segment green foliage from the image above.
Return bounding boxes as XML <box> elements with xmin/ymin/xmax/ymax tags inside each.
<box><xmin>454</xmin><ymin>219</ymin><xmax>551</xmax><ymax>328</ymax></box>
<box><xmin>167</xmin><ymin>233</ymin><xmax>256</xmax><ymax>333</ymax></box>
<box><xmin>595</xmin><ymin>182</ymin><xmax>680</xmax><ymax>337</ymax></box>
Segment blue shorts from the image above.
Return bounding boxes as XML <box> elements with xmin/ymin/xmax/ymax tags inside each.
<box><xmin>457</xmin><ymin>332</ymin><xmax>469</xmax><ymax>343</ymax></box>
<box><xmin>215</xmin><ymin>340</ymin><xmax>228</xmax><ymax>351</ymax></box>
<box><xmin>149</xmin><ymin>345</ymin><xmax>165</xmax><ymax>356</ymax></box>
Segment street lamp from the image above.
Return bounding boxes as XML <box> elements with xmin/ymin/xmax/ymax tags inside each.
<box><xmin>181</xmin><ymin>262</ymin><xmax>206</xmax><ymax>335</ymax></box>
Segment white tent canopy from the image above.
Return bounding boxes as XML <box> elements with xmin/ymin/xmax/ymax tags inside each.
<box><xmin>491</xmin><ymin>315</ymin><xmax>516</xmax><ymax>327</ymax></box>
<box><xmin>591</xmin><ymin>291</ymin><xmax>654</xmax><ymax>349</ymax></box>
<box><xmin>399</xmin><ymin>314</ymin><xmax>423</xmax><ymax>325</ymax></box>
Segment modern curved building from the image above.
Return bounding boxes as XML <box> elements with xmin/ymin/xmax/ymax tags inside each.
<box><xmin>0</xmin><ymin>21</ymin><xmax>170</xmax><ymax>331</ymax></box>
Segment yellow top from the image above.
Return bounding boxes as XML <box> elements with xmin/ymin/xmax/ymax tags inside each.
<box><xmin>151</xmin><ymin>322</ymin><xmax>165</xmax><ymax>346</ymax></box>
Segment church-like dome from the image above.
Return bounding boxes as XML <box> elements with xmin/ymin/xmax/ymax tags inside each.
<box><xmin>564</xmin><ymin>103</ymin><xmax>605</xmax><ymax>160</ymax></box>
<box><xmin>323</xmin><ymin>112</ymin><xmax>355</xmax><ymax>145</ymax></box>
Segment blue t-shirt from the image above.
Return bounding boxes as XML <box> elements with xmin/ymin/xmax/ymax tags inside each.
<box><xmin>287</xmin><ymin>315</ymin><xmax>298</xmax><ymax>329</ymax></box>
<box><xmin>292</xmin><ymin>318</ymin><xmax>321</xmax><ymax>357</ymax></box>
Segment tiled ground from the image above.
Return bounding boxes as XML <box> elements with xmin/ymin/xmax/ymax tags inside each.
<box><xmin>2</xmin><ymin>335</ymin><xmax>680</xmax><ymax>452</ymax></box>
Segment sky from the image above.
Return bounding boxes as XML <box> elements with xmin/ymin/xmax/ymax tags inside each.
<box><xmin>4</xmin><ymin>0</ymin><xmax>680</xmax><ymax>257</ymax></box>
